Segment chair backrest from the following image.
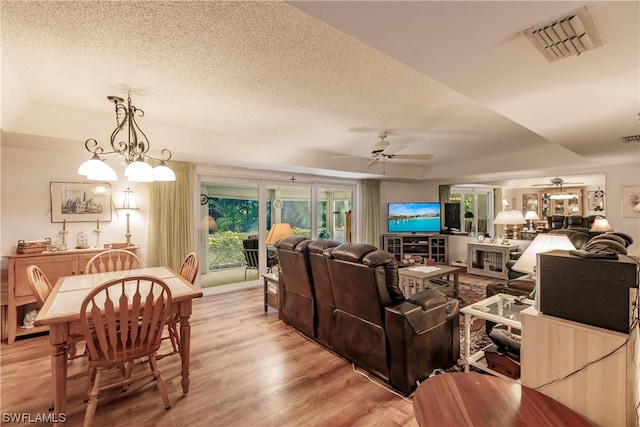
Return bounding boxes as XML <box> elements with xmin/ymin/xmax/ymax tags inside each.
<box><xmin>242</xmin><ymin>238</ymin><xmax>259</xmax><ymax>268</ymax></box>
<box><xmin>80</xmin><ymin>275</ymin><xmax>172</xmax><ymax>365</ymax></box>
<box><xmin>274</xmin><ymin>236</ymin><xmax>314</xmax><ymax>338</ymax></box>
<box><xmin>179</xmin><ymin>252</ymin><xmax>199</xmax><ymax>284</ymax></box>
<box><xmin>84</xmin><ymin>249</ymin><xmax>142</xmax><ymax>274</ymax></box>
<box><xmin>307</xmin><ymin>239</ymin><xmax>341</xmax><ymax>348</ymax></box>
<box><xmin>26</xmin><ymin>265</ymin><xmax>52</xmax><ymax>308</ymax></box>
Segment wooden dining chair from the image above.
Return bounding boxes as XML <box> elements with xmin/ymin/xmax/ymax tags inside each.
<box><xmin>84</xmin><ymin>249</ymin><xmax>142</xmax><ymax>274</ymax></box>
<box><xmin>80</xmin><ymin>275</ymin><xmax>172</xmax><ymax>427</ymax></box>
<box><xmin>159</xmin><ymin>252</ymin><xmax>199</xmax><ymax>359</ymax></box>
<box><xmin>26</xmin><ymin>265</ymin><xmax>84</xmax><ymax>359</ymax></box>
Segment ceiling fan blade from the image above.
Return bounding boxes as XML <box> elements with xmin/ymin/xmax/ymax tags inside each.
<box><xmin>366</xmin><ymin>157</ymin><xmax>380</xmax><ymax>168</ymax></box>
<box><xmin>381</xmin><ymin>144</ymin><xmax>407</xmax><ymax>155</ymax></box>
<box><xmin>388</xmin><ymin>154</ymin><xmax>434</xmax><ymax>160</ymax></box>
<box><xmin>330</xmin><ymin>155</ymin><xmax>364</xmax><ymax>159</ymax></box>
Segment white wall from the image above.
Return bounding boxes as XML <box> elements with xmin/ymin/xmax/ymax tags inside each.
<box><xmin>1</xmin><ymin>145</ymin><xmax>150</xmax><ymax>269</ymax></box>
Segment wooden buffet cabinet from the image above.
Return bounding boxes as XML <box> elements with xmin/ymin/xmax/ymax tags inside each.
<box><xmin>3</xmin><ymin>246</ymin><xmax>139</xmax><ymax>344</ymax></box>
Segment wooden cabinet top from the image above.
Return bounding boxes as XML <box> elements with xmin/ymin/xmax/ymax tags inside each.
<box><xmin>3</xmin><ymin>246</ymin><xmax>139</xmax><ymax>259</ymax></box>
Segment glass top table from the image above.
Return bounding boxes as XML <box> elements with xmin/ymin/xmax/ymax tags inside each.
<box><xmin>459</xmin><ymin>293</ymin><xmax>535</xmax><ymax>381</ymax></box>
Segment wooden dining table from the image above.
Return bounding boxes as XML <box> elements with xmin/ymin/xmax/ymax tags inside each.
<box><xmin>34</xmin><ymin>266</ymin><xmax>203</xmax><ymax>423</ymax></box>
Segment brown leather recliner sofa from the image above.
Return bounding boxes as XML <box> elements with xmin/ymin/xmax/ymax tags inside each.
<box><xmin>275</xmin><ymin>236</ymin><xmax>460</xmax><ymax>395</ymax></box>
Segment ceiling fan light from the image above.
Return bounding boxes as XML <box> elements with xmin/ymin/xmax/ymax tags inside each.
<box><xmin>125</xmin><ymin>159</ymin><xmax>154</xmax><ymax>182</ymax></box>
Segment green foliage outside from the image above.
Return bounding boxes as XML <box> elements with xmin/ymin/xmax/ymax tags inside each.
<box><xmin>206</xmin><ymin>226</ymin><xmax>311</xmax><ymax>271</ymax></box>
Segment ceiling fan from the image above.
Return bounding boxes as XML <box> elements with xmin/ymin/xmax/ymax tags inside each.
<box><xmin>333</xmin><ymin>131</ymin><xmax>433</xmax><ymax>170</ymax></box>
<box><xmin>532</xmin><ymin>176</ymin><xmax>584</xmax><ymax>187</ymax></box>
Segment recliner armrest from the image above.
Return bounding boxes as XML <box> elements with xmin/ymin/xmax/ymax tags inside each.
<box><xmin>386</xmin><ymin>290</ymin><xmax>459</xmax><ymax>335</ymax></box>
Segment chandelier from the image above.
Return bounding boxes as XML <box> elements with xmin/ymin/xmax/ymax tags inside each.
<box><xmin>78</xmin><ymin>92</ymin><xmax>176</xmax><ymax>182</ymax></box>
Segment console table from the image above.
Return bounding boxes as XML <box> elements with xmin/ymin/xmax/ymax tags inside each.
<box><xmin>467</xmin><ymin>242</ymin><xmax>518</xmax><ymax>280</ymax></box>
<box><xmin>3</xmin><ymin>246</ymin><xmax>139</xmax><ymax>344</ymax></box>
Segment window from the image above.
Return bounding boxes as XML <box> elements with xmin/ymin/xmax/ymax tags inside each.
<box><xmin>450</xmin><ymin>188</ymin><xmax>492</xmax><ymax>237</ymax></box>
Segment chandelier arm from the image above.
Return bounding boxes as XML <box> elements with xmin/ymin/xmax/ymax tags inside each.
<box><xmin>143</xmin><ymin>148</ymin><xmax>173</xmax><ymax>163</ymax></box>
<box><xmin>128</xmin><ymin>107</ymin><xmax>150</xmax><ymax>160</ymax></box>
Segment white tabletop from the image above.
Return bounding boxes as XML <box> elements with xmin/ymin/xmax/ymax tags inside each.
<box><xmin>36</xmin><ymin>266</ymin><xmax>201</xmax><ymax>324</ymax></box>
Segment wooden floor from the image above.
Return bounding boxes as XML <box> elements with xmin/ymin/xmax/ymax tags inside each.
<box><xmin>0</xmin><ymin>272</ymin><xmax>495</xmax><ymax>427</ymax></box>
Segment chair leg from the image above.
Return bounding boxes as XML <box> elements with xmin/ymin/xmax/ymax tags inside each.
<box><xmin>244</xmin><ymin>267</ymin><xmax>248</xmax><ymax>281</ymax></box>
<box><xmin>148</xmin><ymin>355</ymin><xmax>171</xmax><ymax>410</ymax></box>
<box><xmin>83</xmin><ymin>368</ymin><xmax>102</xmax><ymax>427</ymax></box>
<box><xmin>168</xmin><ymin>323</ymin><xmax>180</xmax><ymax>354</ymax></box>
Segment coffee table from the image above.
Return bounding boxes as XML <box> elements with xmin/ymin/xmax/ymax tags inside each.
<box><xmin>459</xmin><ymin>293</ymin><xmax>534</xmax><ymax>381</ymax></box>
<box><xmin>397</xmin><ymin>265</ymin><xmax>459</xmax><ymax>297</ymax></box>
<box><xmin>413</xmin><ymin>372</ymin><xmax>590</xmax><ymax>427</ymax></box>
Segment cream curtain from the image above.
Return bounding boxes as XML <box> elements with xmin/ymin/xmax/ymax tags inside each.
<box><xmin>493</xmin><ymin>188</ymin><xmax>503</xmax><ymax>238</ymax></box>
<box><xmin>147</xmin><ymin>161</ymin><xmax>195</xmax><ymax>270</ymax></box>
<box><xmin>439</xmin><ymin>185</ymin><xmax>451</xmax><ymax>230</ymax></box>
<box><xmin>361</xmin><ymin>179</ymin><xmax>381</xmax><ymax>247</ymax></box>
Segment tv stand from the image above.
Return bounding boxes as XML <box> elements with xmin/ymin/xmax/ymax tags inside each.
<box><xmin>382</xmin><ymin>234</ymin><xmax>449</xmax><ymax>265</ymax></box>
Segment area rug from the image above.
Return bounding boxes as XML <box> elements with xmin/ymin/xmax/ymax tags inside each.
<box><xmin>451</xmin><ymin>281</ymin><xmax>493</xmax><ymax>372</ymax></box>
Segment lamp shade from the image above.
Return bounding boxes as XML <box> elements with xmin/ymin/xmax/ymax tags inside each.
<box><xmin>117</xmin><ymin>188</ymin><xmax>139</xmax><ymax>211</ymax></box>
<box><xmin>590</xmin><ymin>216</ymin><xmax>613</xmax><ymax>232</ymax></box>
<box><xmin>265</xmin><ymin>223</ymin><xmax>293</xmax><ymax>245</ymax></box>
<box><xmin>494</xmin><ymin>210</ymin><xmax>527</xmax><ymax>225</ymax></box>
<box><xmin>124</xmin><ymin>159</ymin><xmax>154</xmax><ymax>182</ymax></box>
<box><xmin>524</xmin><ymin>211</ymin><xmax>540</xmax><ymax>221</ymax></box>
<box><xmin>512</xmin><ymin>234</ymin><xmax>575</xmax><ymax>275</ymax></box>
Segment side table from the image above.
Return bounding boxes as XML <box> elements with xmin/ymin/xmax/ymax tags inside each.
<box><xmin>413</xmin><ymin>373</ymin><xmax>590</xmax><ymax>427</ymax></box>
<box><xmin>459</xmin><ymin>293</ymin><xmax>534</xmax><ymax>382</ymax></box>
<box><xmin>262</xmin><ymin>273</ymin><xmax>279</xmax><ymax>313</ymax></box>
<box><xmin>397</xmin><ymin>265</ymin><xmax>459</xmax><ymax>298</ymax></box>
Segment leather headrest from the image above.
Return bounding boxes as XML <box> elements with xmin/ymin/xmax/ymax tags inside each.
<box><xmin>329</xmin><ymin>243</ymin><xmax>378</xmax><ymax>263</ymax></box>
<box><xmin>274</xmin><ymin>235</ymin><xmax>310</xmax><ymax>251</ymax></box>
<box><xmin>308</xmin><ymin>239</ymin><xmax>341</xmax><ymax>254</ymax></box>
<box><xmin>362</xmin><ymin>250</ymin><xmax>397</xmax><ymax>268</ymax></box>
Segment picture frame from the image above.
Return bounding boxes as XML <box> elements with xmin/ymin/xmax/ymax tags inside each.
<box><xmin>522</xmin><ymin>193</ymin><xmax>538</xmax><ymax>213</ymax></box>
<box><xmin>50</xmin><ymin>182</ymin><xmax>112</xmax><ymax>223</ymax></box>
<box><xmin>587</xmin><ymin>190</ymin><xmax>605</xmax><ymax>213</ymax></box>
<box><xmin>621</xmin><ymin>185</ymin><xmax>640</xmax><ymax>218</ymax></box>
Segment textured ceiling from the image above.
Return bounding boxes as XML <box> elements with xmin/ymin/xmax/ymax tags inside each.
<box><xmin>1</xmin><ymin>1</ymin><xmax>638</xmax><ymax>184</ymax></box>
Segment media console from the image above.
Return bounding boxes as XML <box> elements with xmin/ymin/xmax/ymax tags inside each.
<box><xmin>382</xmin><ymin>234</ymin><xmax>449</xmax><ymax>265</ymax></box>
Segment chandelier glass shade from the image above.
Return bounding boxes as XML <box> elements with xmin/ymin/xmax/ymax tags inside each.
<box><xmin>77</xmin><ymin>93</ymin><xmax>176</xmax><ymax>182</ymax></box>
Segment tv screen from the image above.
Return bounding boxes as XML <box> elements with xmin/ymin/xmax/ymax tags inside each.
<box><xmin>388</xmin><ymin>202</ymin><xmax>441</xmax><ymax>233</ymax></box>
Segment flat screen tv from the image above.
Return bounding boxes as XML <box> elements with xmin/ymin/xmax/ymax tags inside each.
<box><xmin>388</xmin><ymin>202</ymin><xmax>441</xmax><ymax>233</ymax></box>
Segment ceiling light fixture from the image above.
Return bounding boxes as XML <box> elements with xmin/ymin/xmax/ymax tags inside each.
<box><xmin>523</xmin><ymin>6</ymin><xmax>602</xmax><ymax>62</ymax></box>
<box><xmin>78</xmin><ymin>92</ymin><xmax>176</xmax><ymax>182</ymax></box>
<box><xmin>549</xmin><ymin>192</ymin><xmax>578</xmax><ymax>200</ymax></box>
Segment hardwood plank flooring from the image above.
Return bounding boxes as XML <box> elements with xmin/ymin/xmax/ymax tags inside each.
<box><xmin>0</xmin><ymin>272</ymin><xmax>497</xmax><ymax>427</ymax></box>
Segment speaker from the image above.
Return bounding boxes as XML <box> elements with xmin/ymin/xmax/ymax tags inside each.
<box><xmin>538</xmin><ymin>250</ymin><xmax>638</xmax><ymax>333</ymax></box>
<box><xmin>444</xmin><ymin>203</ymin><xmax>461</xmax><ymax>230</ymax></box>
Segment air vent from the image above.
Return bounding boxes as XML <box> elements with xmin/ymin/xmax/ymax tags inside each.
<box><xmin>523</xmin><ymin>7</ymin><xmax>602</xmax><ymax>62</ymax></box>
<box><xmin>621</xmin><ymin>135</ymin><xmax>640</xmax><ymax>144</ymax></box>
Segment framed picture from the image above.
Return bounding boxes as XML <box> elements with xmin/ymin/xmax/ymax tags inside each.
<box><xmin>50</xmin><ymin>182</ymin><xmax>112</xmax><ymax>223</ymax></box>
<box><xmin>587</xmin><ymin>190</ymin><xmax>605</xmax><ymax>213</ymax></box>
<box><xmin>621</xmin><ymin>185</ymin><xmax>640</xmax><ymax>217</ymax></box>
<box><xmin>522</xmin><ymin>193</ymin><xmax>538</xmax><ymax>213</ymax></box>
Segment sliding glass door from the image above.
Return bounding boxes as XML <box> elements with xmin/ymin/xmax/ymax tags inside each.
<box><xmin>200</xmin><ymin>177</ymin><xmax>356</xmax><ymax>289</ymax></box>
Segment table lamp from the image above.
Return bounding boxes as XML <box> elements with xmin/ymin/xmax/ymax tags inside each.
<box><xmin>265</xmin><ymin>223</ymin><xmax>293</xmax><ymax>245</ymax></box>
<box><xmin>589</xmin><ymin>216</ymin><xmax>613</xmax><ymax>232</ymax></box>
<box><xmin>511</xmin><ymin>233</ymin><xmax>575</xmax><ymax>276</ymax></box>
<box><xmin>494</xmin><ymin>210</ymin><xmax>527</xmax><ymax>244</ymax></box>
<box><xmin>524</xmin><ymin>211</ymin><xmax>539</xmax><ymax>231</ymax></box>
<box><xmin>117</xmin><ymin>187</ymin><xmax>139</xmax><ymax>245</ymax></box>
